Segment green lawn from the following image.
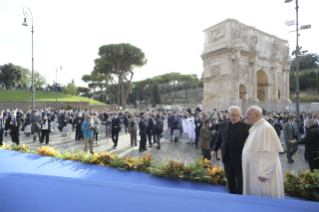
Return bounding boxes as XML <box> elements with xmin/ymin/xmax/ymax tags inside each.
<box><xmin>0</xmin><ymin>91</ymin><xmax>105</xmax><ymax>105</ymax></box>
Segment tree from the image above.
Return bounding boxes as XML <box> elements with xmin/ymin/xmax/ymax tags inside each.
<box><xmin>153</xmin><ymin>83</ymin><xmax>161</xmax><ymax>105</ymax></box>
<box><xmin>180</xmin><ymin>74</ymin><xmax>199</xmax><ymax>102</ymax></box>
<box><xmin>317</xmin><ymin>70</ymin><xmax>319</xmax><ymax>93</ymax></box>
<box><xmin>290</xmin><ymin>53</ymin><xmax>319</xmax><ymax>71</ymax></box>
<box><xmin>97</xmin><ymin>43</ymin><xmax>147</xmax><ymax>109</ymax></box>
<box><xmin>17</xmin><ymin>66</ymin><xmax>31</xmax><ymax>88</ymax></box>
<box><xmin>64</xmin><ymin>83</ymin><xmax>77</xmax><ymax>95</ymax></box>
<box><xmin>78</xmin><ymin>86</ymin><xmax>91</xmax><ymax>97</ymax></box>
<box><xmin>0</xmin><ymin>63</ymin><xmax>23</xmax><ymax>88</ymax></box>
<box><xmin>33</xmin><ymin>71</ymin><xmax>47</xmax><ymax>88</ymax></box>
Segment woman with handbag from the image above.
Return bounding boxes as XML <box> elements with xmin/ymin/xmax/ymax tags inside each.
<box><xmin>40</xmin><ymin>115</ymin><xmax>51</xmax><ymax>144</ymax></box>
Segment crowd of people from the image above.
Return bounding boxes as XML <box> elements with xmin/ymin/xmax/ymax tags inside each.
<box><xmin>0</xmin><ymin>105</ymin><xmax>318</xmax><ymax>199</ymax></box>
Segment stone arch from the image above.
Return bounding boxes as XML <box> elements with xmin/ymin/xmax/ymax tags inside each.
<box><xmin>239</xmin><ymin>84</ymin><xmax>247</xmax><ymax>102</ymax></box>
<box><xmin>257</xmin><ymin>70</ymin><xmax>269</xmax><ymax>102</ymax></box>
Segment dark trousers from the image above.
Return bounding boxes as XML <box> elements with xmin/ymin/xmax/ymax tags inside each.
<box><xmin>10</xmin><ymin>130</ymin><xmax>20</xmax><ymax>145</ymax></box>
<box><xmin>147</xmin><ymin>131</ymin><xmax>152</xmax><ymax>145</ymax></box>
<box><xmin>156</xmin><ymin>133</ymin><xmax>161</xmax><ymax>148</ymax></box>
<box><xmin>286</xmin><ymin>141</ymin><xmax>298</xmax><ymax>161</ymax></box>
<box><xmin>202</xmin><ymin>149</ymin><xmax>211</xmax><ymax>160</ymax></box>
<box><xmin>125</xmin><ymin>125</ymin><xmax>128</xmax><ymax>134</ymax></box>
<box><xmin>0</xmin><ymin>129</ymin><xmax>3</xmax><ymax>146</ymax></box>
<box><xmin>140</xmin><ymin>134</ymin><xmax>146</xmax><ymax>150</ymax></box>
<box><xmin>308</xmin><ymin>155</ymin><xmax>319</xmax><ymax>172</ymax></box>
<box><xmin>195</xmin><ymin>130</ymin><xmax>200</xmax><ymax>147</ymax></box>
<box><xmin>33</xmin><ymin>127</ymin><xmax>41</xmax><ymax>141</ymax></box>
<box><xmin>223</xmin><ymin>155</ymin><xmax>243</xmax><ymax>194</ymax></box>
<box><xmin>153</xmin><ymin>131</ymin><xmax>157</xmax><ymax>143</ymax></box>
<box><xmin>112</xmin><ymin>130</ymin><xmax>119</xmax><ymax>146</ymax></box>
<box><xmin>40</xmin><ymin>130</ymin><xmax>50</xmax><ymax>144</ymax></box>
<box><xmin>95</xmin><ymin>132</ymin><xmax>98</xmax><ymax>141</ymax></box>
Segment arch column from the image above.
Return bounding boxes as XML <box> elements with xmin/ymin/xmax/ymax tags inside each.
<box><xmin>273</xmin><ymin>67</ymin><xmax>279</xmax><ymax>100</ymax></box>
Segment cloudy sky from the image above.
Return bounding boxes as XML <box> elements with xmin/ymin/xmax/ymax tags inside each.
<box><xmin>0</xmin><ymin>0</ymin><xmax>317</xmax><ymax>87</ymax></box>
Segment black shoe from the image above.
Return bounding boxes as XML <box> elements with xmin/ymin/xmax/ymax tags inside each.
<box><xmin>143</xmin><ymin>148</ymin><xmax>148</xmax><ymax>151</ymax></box>
<box><xmin>216</xmin><ymin>157</ymin><xmax>221</xmax><ymax>161</ymax></box>
<box><xmin>156</xmin><ymin>147</ymin><xmax>161</xmax><ymax>150</ymax></box>
<box><xmin>288</xmin><ymin>160</ymin><xmax>293</xmax><ymax>164</ymax></box>
<box><xmin>291</xmin><ymin>159</ymin><xmax>295</xmax><ymax>163</ymax></box>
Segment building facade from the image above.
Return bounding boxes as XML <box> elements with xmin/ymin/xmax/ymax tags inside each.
<box><xmin>202</xmin><ymin>19</ymin><xmax>291</xmax><ymax>112</ymax></box>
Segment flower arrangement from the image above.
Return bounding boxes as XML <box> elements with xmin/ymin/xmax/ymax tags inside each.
<box><xmin>0</xmin><ymin>143</ymin><xmax>226</xmax><ymax>187</ymax></box>
<box><xmin>284</xmin><ymin>169</ymin><xmax>319</xmax><ymax>201</ymax></box>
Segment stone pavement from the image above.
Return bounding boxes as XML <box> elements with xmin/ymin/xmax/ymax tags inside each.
<box><xmin>3</xmin><ymin>122</ymin><xmax>309</xmax><ymax>176</ymax></box>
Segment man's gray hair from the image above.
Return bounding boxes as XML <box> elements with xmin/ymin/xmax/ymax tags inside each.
<box><xmin>247</xmin><ymin>106</ymin><xmax>262</xmax><ymax>116</ymax></box>
<box><xmin>306</xmin><ymin>119</ymin><xmax>316</xmax><ymax>125</ymax></box>
<box><xmin>228</xmin><ymin>106</ymin><xmax>241</xmax><ymax>114</ymax></box>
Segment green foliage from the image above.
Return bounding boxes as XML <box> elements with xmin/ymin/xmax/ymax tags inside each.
<box><xmin>34</xmin><ymin>71</ymin><xmax>47</xmax><ymax>88</ymax></box>
<box><xmin>197</xmin><ymin>79</ymin><xmax>204</xmax><ymax>88</ymax></box>
<box><xmin>109</xmin><ymin>154</ymin><xmax>127</xmax><ymax>170</ymax></box>
<box><xmin>64</xmin><ymin>83</ymin><xmax>78</xmax><ymax>96</ymax></box>
<box><xmin>0</xmin><ymin>63</ymin><xmax>23</xmax><ymax>88</ymax></box>
<box><xmin>183</xmin><ymin>157</ymin><xmax>210</xmax><ymax>182</ymax></box>
<box><xmin>290</xmin><ymin>93</ymin><xmax>319</xmax><ymax>103</ymax></box>
<box><xmin>317</xmin><ymin>71</ymin><xmax>319</xmax><ymax>93</ymax></box>
<box><xmin>290</xmin><ymin>70</ymin><xmax>318</xmax><ymax>91</ymax></box>
<box><xmin>189</xmin><ymin>99</ymin><xmax>197</xmax><ymax>104</ymax></box>
<box><xmin>284</xmin><ymin>169</ymin><xmax>319</xmax><ymax>201</ymax></box>
<box><xmin>290</xmin><ymin>54</ymin><xmax>319</xmax><ymax>72</ymax></box>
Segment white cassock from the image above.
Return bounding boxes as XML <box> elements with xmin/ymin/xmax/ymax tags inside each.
<box><xmin>182</xmin><ymin>117</ymin><xmax>195</xmax><ymax>142</ymax></box>
<box><xmin>242</xmin><ymin>118</ymin><xmax>284</xmax><ymax>199</ymax></box>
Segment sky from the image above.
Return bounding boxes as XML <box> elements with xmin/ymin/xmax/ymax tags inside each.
<box><xmin>0</xmin><ymin>0</ymin><xmax>317</xmax><ymax>87</ymax></box>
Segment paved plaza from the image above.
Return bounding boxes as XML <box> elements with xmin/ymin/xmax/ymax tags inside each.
<box><xmin>3</xmin><ymin>121</ymin><xmax>309</xmax><ymax>176</ymax></box>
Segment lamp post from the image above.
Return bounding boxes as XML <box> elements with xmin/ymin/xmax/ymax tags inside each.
<box><xmin>22</xmin><ymin>7</ymin><xmax>35</xmax><ymax>111</ymax></box>
<box><xmin>285</xmin><ymin>0</ymin><xmax>311</xmax><ymax>123</ymax></box>
<box><xmin>56</xmin><ymin>65</ymin><xmax>62</xmax><ymax>110</ymax></box>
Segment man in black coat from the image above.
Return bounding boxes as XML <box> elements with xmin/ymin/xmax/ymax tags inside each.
<box><xmin>168</xmin><ymin>112</ymin><xmax>179</xmax><ymax>142</ymax></box>
<box><xmin>8</xmin><ymin>110</ymin><xmax>21</xmax><ymax>145</ymax></box>
<box><xmin>211</xmin><ymin>106</ymin><xmax>250</xmax><ymax>195</ymax></box>
<box><xmin>139</xmin><ymin>115</ymin><xmax>148</xmax><ymax>152</ymax></box>
<box><xmin>289</xmin><ymin>119</ymin><xmax>319</xmax><ymax>172</ymax></box>
<box><xmin>194</xmin><ymin>112</ymin><xmax>203</xmax><ymax>148</ymax></box>
<box><xmin>209</xmin><ymin>117</ymin><xmax>220</xmax><ymax>160</ymax></box>
<box><xmin>74</xmin><ymin>113</ymin><xmax>85</xmax><ymax>140</ymax></box>
<box><xmin>111</xmin><ymin>113</ymin><xmax>121</xmax><ymax>149</ymax></box>
<box><xmin>154</xmin><ymin>115</ymin><xmax>163</xmax><ymax>149</ymax></box>
<box><xmin>146</xmin><ymin>113</ymin><xmax>155</xmax><ymax>147</ymax></box>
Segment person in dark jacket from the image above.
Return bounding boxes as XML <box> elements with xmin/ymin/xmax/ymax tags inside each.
<box><xmin>8</xmin><ymin>110</ymin><xmax>21</xmax><ymax>145</ymax></box>
<box><xmin>74</xmin><ymin>113</ymin><xmax>85</xmax><ymax>140</ymax></box>
<box><xmin>111</xmin><ymin>113</ymin><xmax>121</xmax><ymax>149</ymax></box>
<box><xmin>194</xmin><ymin>112</ymin><xmax>203</xmax><ymax>148</ymax></box>
<box><xmin>123</xmin><ymin>113</ymin><xmax>129</xmax><ymax>134</ymax></box>
<box><xmin>289</xmin><ymin>119</ymin><xmax>319</xmax><ymax>172</ymax></box>
<box><xmin>146</xmin><ymin>113</ymin><xmax>155</xmax><ymax>147</ymax></box>
<box><xmin>139</xmin><ymin>116</ymin><xmax>148</xmax><ymax>152</ymax></box>
<box><xmin>0</xmin><ymin>113</ymin><xmax>4</xmax><ymax>145</ymax></box>
<box><xmin>40</xmin><ymin>114</ymin><xmax>51</xmax><ymax>144</ymax></box>
<box><xmin>154</xmin><ymin>114</ymin><xmax>163</xmax><ymax>149</ymax></box>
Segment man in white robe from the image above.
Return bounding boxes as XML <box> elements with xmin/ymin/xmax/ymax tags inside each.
<box><xmin>182</xmin><ymin>115</ymin><xmax>195</xmax><ymax>142</ymax></box>
<box><xmin>242</xmin><ymin>106</ymin><xmax>284</xmax><ymax>199</ymax></box>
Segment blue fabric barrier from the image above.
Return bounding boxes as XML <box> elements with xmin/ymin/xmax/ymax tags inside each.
<box><xmin>0</xmin><ymin>149</ymin><xmax>318</xmax><ymax>212</ymax></box>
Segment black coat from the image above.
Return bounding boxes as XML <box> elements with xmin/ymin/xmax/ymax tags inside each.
<box><xmin>60</xmin><ymin>114</ymin><xmax>69</xmax><ymax>128</ymax></box>
<box><xmin>168</xmin><ymin>115</ymin><xmax>179</xmax><ymax>129</ymax></box>
<box><xmin>139</xmin><ymin>119</ymin><xmax>147</xmax><ymax>136</ymax></box>
<box><xmin>194</xmin><ymin>117</ymin><xmax>203</xmax><ymax>133</ymax></box>
<box><xmin>7</xmin><ymin>116</ymin><xmax>21</xmax><ymax>133</ymax></box>
<box><xmin>213</xmin><ymin>121</ymin><xmax>251</xmax><ymax>164</ymax></box>
<box><xmin>209</xmin><ymin>122</ymin><xmax>218</xmax><ymax>149</ymax></box>
<box><xmin>146</xmin><ymin>118</ymin><xmax>154</xmax><ymax>133</ymax></box>
<box><xmin>296</xmin><ymin>125</ymin><xmax>319</xmax><ymax>157</ymax></box>
<box><xmin>112</xmin><ymin>117</ymin><xmax>121</xmax><ymax>132</ymax></box>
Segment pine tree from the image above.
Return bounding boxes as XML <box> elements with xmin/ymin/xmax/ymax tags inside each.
<box><xmin>153</xmin><ymin>84</ymin><xmax>161</xmax><ymax>104</ymax></box>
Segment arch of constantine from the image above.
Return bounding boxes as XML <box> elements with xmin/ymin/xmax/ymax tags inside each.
<box><xmin>201</xmin><ymin>19</ymin><xmax>291</xmax><ymax>112</ymax></box>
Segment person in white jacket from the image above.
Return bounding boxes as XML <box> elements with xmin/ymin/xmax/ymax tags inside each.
<box><xmin>242</xmin><ymin>106</ymin><xmax>284</xmax><ymax>199</ymax></box>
